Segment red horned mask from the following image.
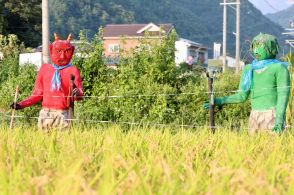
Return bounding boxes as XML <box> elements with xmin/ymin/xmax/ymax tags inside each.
<box><xmin>49</xmin><ymin>33</ymin><xmax>75</xmax><ymax>66</ymax></box>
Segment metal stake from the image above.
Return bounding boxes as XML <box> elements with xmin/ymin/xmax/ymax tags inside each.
<box><xmin>207</xmin><ymin>72</ymin><xmax>215</xmax><ymax>133</ymax></box>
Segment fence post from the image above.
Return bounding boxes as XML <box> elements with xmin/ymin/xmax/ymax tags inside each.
<box><xmin>206</xmin><ymin>72</ymin><xmax>215</xmax><ymax>133</ymax></box>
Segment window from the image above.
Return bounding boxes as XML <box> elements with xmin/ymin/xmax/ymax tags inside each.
<box><xmin>108</xmin><ymin>44</ymin><xmax>120</xmax><ymax>53</ymax></box>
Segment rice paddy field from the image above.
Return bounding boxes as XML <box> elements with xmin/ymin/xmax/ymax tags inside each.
<box><xmin>1</xmin><ymin>124</ymin><xmax>294</xmax><ymax>194</ymax></box>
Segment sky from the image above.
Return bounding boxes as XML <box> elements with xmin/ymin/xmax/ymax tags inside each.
<box><xmin>249</xmin><ymin>0</ymin><xmax>294</xmax><ymax>14</ymax></box>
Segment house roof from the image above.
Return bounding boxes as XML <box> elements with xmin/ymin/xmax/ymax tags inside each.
<box><xmin>32</xmin><ymin>40</ymin><xmax>91</xmax><ymax>53</ymax></box>
<box><xmin>177</xmin><ymin>38</ymin><xmax>208</xmax><ymax>49</ymax></box>
<box><xmin>103</xmin><ymin>23</ymin><xmax>174</xmax><ymax>38</ymax></box>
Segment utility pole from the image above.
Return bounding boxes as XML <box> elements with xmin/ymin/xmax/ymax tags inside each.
<box><xmin>42</xmin><ymin>0</ymin><xmax>50</xmax><ymax>64</ymax></box>
<box><xmin>282</xmin><ymin>21</ymin><xmax>294</xmax><ymax>49</ymax></box>
<box><xmin>220</xmin><ymin>0</ymin><xmax>241</xmax><ymax>73</ymax></box>
<box><xmin>222</xmin><ymin>0</ymin><xmax>227</xmax><ymax>73</ymax></box>
<box><xmin>235</xmin><ymin>0</ymin><xmax>240</xmax><ymax>73</ymax></box>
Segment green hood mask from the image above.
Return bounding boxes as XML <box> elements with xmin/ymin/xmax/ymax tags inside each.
<box><xmin>250</xmin><ymin>33</ymin><xmax>279</xmax><ymax>61</ymax></box>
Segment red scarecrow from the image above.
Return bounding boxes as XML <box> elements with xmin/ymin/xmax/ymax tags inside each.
<box><xmin>11</xmin><ymin>33</ymin><xmax>84</xmax><ymax>129</ymax></box>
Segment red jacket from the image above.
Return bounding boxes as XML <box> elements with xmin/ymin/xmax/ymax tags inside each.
<box><xmin>19</xmin><ymin>64</ymin><xmax>84</xmax><ymax>110</ymax></box>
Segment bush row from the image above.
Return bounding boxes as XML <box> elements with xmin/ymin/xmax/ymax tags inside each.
<box><xmin>0</xmin><ymin>31</ymin><xmax>252</xmax><ymax>128</ymax></box>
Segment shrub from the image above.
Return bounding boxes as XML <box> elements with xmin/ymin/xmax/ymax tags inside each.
<box><xmin>73</xmin><ymin>29</ymin><xmax>250</xmax><ymax>128</ymax></box>
<box><xmin>0</xmin><ymin>63</ymin><xmax>39</xmax><ymax>125</ymax></box>
<box><xmin>0</xmin><ymin>31</ymin><xmax>251</xmax><ymax>129</ymax></box>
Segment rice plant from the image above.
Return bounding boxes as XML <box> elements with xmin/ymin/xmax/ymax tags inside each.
<box><xmin>0</xmin><ymin>124</ymin><xmax>293</xmax><ymax>194</ymax></box>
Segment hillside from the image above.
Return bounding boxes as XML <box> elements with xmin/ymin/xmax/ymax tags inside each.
<box><xmin>49</xmin><ymin>0</ymin><xmax>286</xmax><ymax>58</ymax></box>
<box><xmin>266</xmin><ymin>5</ymin><xmax>294</xmax><ymax>28</ymax></box>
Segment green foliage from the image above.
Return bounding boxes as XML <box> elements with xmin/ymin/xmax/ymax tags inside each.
<box><xmin>75</xmin><ymin>30</ymin><xmax>181</xmax><ymax>124</ymax></box>
<box><xmin>213</xmin><ymin>71</ymin><xmax>251</xmax><ymax>127</ymax></box>
<box><xmin>49</xmin><ymin>0</ymin><xmax>134</xmax><ymax>39</ymax></box>
<box><xmin>0</xmin><ymin>64</ymin><xmax>39</xmax><ymax>124</ymax></box>
<box><xmin>73</xmin><ymin>28</ymin><xmax>109</xmax><ymax>96</ymax></box>
<box><xmin>0</xmin><ymin>34</ymin><xmax>24</xmax><ymax>83</ymax></box>
<box><xmin>72</xmin><ymin>29</ymin><xmax>250</xmax><ymax>127</ymax></box>
<box><xmin>0</xmin><ymin>29</ymin><xmax>251</xmax><ymax>128</ymax></box>
<box><xmin>0</xmin><ymin>34</ymin><xmax>39</xmax><ymax>122</ymax></box>
<box><xmin>0</xmin><ymin>34</ymin><xmax>24</xmax><ymax>58</ymax></box>
<box><xmin>176</xmin><ymin>70</ymin><xmax>250</xmax><ymax>128</ymax></box>
<box><xmin>0</xmin><ymin>0</ymin><xmax>41</xmax><ymax>47</ymax></box>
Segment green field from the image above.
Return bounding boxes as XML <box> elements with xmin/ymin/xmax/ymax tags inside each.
<box><xmin>0</xmin><ymin>125</ymin><xmax>294</xmax><ymax>194</ymax></box>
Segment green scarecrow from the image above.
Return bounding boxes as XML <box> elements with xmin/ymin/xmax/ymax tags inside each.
<box><xmin>204</xmin><ymin>33</ymin><xmax>290</xmax><ymax>133</ymax></box>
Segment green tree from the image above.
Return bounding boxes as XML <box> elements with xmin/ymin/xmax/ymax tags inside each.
<box><xmin>0</xmin><ymin>34</ymin><xmax>25</xmax><ymax>83</ymax></box>
<box><xmin>0</xmin><ymin>0</ymin><xmax>41</xmax><ymax>47</ymax></box>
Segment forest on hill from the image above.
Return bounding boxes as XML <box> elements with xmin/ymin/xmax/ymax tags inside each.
<box><xmin>0</xmin><ymin>0</ymin><xmax>287</xmax><ymax>57</ymax></box>
<box><xmin>49</xmin><ymin>0</ymin><xmax>287</xmax><ymax>57</ymax></box>
<box><xmin>266</xmin><ymin>5</ymin><xmax>294</xmax><ymax>28</ymax></box>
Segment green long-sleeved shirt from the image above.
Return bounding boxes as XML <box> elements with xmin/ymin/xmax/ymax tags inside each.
<box><xmin>217</xmin><ymin>63</ymin><xmax>290</xmax><ymax>125</ymax></box>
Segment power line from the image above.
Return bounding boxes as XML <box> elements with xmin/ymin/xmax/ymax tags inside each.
<box><xmin>263</xmin><ymin>0</ymin><xmax>280</xmax><ymax>12</ymax></box>
<box><xmin>1</xmin><ymin>85</ymin><xmax>291</xmax><ymax>100</ymax></box>
<box><xmin>1</xmin><ymin>113</ymin><xmax>292</xmax><ymax>131</ymax></box>
<box><xmin>0</xmin><ymin>113</ymin><xmax>256</xmax><ymax>130</ymax></box>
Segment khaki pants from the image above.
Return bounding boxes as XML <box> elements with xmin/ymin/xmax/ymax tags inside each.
<box><xmin>248</xmin><ymin>109</ymin><xmax>276</xmax><ymax>133</ymax></box>
<box><xmin>37</xmin><ymin>108</ymin><xmax>69</xmax><ymax>130</ymax></box>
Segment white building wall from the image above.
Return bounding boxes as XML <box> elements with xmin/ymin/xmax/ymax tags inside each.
<box><xmin>175</xmin><ymin>41</ymin><xmax>188</xmax><ymax>65</ymax></box>
<box><xmin>19</xmin><ymin>52</ymin><xmax>42</xmax><ymax>69</ymax></box>
<box><xmin>175</xmin><ymin>39</ymin><xmax>208</xmax><ymax>66</ymax></box>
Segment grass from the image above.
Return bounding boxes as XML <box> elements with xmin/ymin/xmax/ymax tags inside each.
<box><xmin>0</xmin><ymin>124</ymin><xmax>294</xmax><ymax>194</ymax></box>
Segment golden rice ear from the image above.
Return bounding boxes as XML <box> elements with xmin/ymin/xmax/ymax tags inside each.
<box><xmin>67</xmin><ymin>33</ymin><xmax>72</xmax><ymax>42</ymax></box>
<box><xmin>54</xmin><ymin>32</ymin><xmax>59</xmax><ymax>41</ymax></box>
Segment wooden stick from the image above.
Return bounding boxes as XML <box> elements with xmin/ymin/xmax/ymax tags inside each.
<box><xmin>10</xmin><ymin>85</ymin><xmax>19</xmax><ymax>129</ymax></box>
<box><xmin>68</xmin><ymin>75</ymin><xmax>75</xmax><ymax>126</ymax></box>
